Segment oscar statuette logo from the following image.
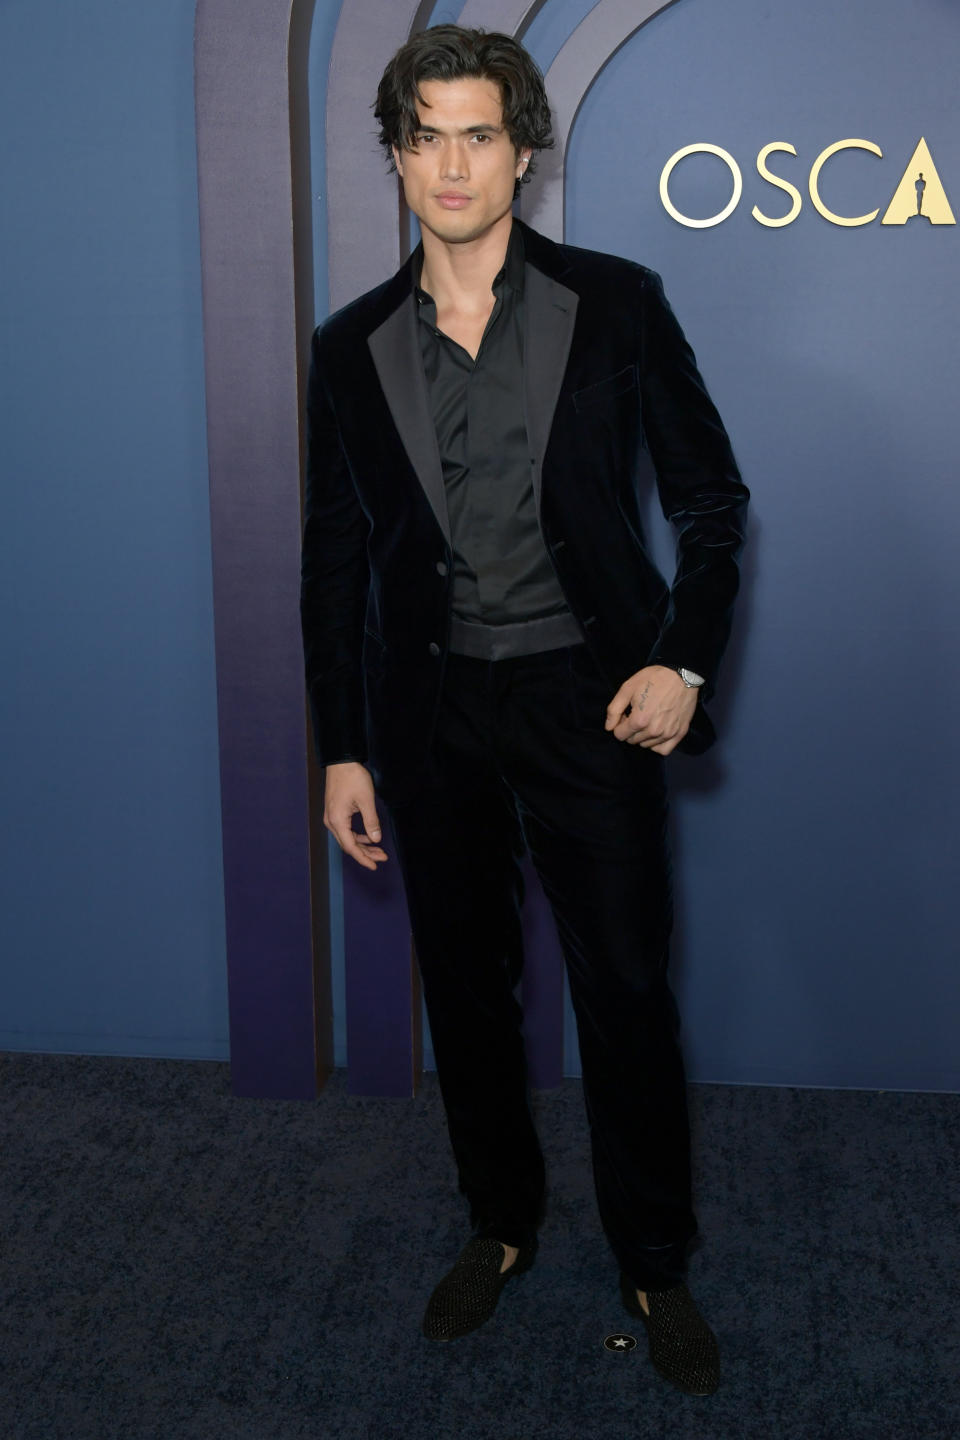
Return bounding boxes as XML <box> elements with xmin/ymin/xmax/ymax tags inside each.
<box><xmin>880</xmin><ymin>139</ymin><xmax>955</xmax><ymax>225</ymax></box>
<box><xmin>659</xmin><ymin>136</ymin><xmax>956</xmax><ymax>229</ymax></box>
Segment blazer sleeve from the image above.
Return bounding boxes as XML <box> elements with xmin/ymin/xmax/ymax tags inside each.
<box><xmin>639</xmin><ymin>269</ymin><xmax>749</xmax><ymax>689</ymax></box>
<box><xmin>300</xmin><ymin>322</ymin><xmax>370</xmax><ymax>767</ymax></box>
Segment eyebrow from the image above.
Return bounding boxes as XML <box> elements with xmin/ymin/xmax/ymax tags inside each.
<box><xmin>414</xmin><ymin>123</ymin><xmax>504</xmax><ymax>136</ymax></box>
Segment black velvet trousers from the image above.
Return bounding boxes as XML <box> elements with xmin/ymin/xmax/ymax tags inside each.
<box><xmin>386</xmin><ymin>644</ymin><xmax>697</xmax><ymax>1291</ymax></box>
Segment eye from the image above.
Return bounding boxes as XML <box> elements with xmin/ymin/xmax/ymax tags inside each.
<box><xmin>470</xmin><ymin>133</ymin><xmax>491</xmax><ymax>144</ymax></box>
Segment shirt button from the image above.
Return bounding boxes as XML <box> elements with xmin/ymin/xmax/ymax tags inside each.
<box><xmin>435</xmin><ymin>561</ymin><xmax>448</xmax><ymax>577</ymax></box>
<box><xmin>428</xmin><ymin>642</ymin><xmax>441</xmax><ymax>657</ymax></box>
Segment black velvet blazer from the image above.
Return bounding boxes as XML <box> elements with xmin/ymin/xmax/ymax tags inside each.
<box><xmin>301</xmin><ymin>220</ymin><xmax>749</xmax><ymax>802</ymax></box>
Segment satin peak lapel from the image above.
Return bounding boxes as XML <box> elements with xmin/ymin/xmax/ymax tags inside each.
<box><xmin>368</xmin><ymin>299</ymin><xmax>449</xmax><ymax>544</ymax></box>
<box><xmin>523</xmin><ymin>265</ymin><xmax>578</xmax><ymax>510</ymax></box>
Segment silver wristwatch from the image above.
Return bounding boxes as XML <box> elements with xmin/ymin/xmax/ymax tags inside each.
<box><xmin>676</xmin><ymin>667</ymin><xmax>705</xmax><ymax>689</ymax></box>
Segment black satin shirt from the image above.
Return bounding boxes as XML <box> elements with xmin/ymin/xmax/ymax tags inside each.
<box><xmin>415</xmin><ymin>227</ymin><xmax>573</xmax><ymax>631</ymax></box>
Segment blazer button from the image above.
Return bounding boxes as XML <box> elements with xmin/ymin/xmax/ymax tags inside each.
<box><xmin>428</xmin><ymin>642</ymin><xmax>441</xmax><ymax>657</ymax></box>
<box><xmin>435</xmin><ymin>561</ymin><xmax>448</xmax><ymax>577</ymax></box>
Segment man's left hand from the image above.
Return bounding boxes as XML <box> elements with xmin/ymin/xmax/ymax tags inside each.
<box><xmin>605</xmin><ymin>665</ymin><xmax>698</xmax><ymax>755</ymax></box>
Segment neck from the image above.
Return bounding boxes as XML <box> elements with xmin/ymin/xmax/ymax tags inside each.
<box><xmin>420</xmin><ymin>213</ymin><xmax>513</xmax><ymax>311</ymax></box>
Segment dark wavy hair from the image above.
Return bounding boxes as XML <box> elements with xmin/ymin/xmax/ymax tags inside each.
<box><xmin>374</xmin><ymin>26</ymin><xmax>554</xmax><ymax>191</ymax></box>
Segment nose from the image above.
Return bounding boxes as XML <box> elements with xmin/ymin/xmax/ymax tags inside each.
<box><xmin>438</xmin><ymin>139</ymin><xmax>468</xmax><ymax>181</ymax></box>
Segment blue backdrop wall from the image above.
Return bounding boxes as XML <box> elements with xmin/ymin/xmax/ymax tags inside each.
<box><xmin>0</xmin><ymin>0</ymin><xmax>229</xmax><ymax>1057</ymax></box>
<box><xmin>562</xmin><ymin>0</ymin><xmax>960</xmax><ymax>1088</ymax></box>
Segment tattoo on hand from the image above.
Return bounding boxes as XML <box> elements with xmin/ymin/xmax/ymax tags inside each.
<box><xmin>634</xmin><ymin>682</ymin><xmax>652</xmax><ymax>712</ymax></box>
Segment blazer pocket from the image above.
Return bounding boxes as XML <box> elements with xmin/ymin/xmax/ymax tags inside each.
<box><xmin>572</xmin><ymin>364</ymin><xmax>638</xmax><ymax>412</ymax></box>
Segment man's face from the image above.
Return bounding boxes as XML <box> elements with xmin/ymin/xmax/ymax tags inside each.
<box><xmin>392</xmin><ymin>77</ymin><xmax>530</xmax><ymax>247</ymax></box>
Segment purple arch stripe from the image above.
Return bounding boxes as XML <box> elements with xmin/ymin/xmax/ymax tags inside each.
<box><xmin>521</xmin><ymin>0</ymin><xmax>680</xmax><ymax>238</ymax></box>
<box><xmin>194</xmin><ymin>0</ymin><xmax>328</xmax><ymax>1099</ymax></box>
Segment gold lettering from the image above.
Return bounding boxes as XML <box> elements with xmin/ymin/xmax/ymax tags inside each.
<box><xmin>881</xmin><ymin>137</ymin><xmax>956</xmax><ymax>225</ymax></box>
<box><xmin>752</xmin><ymin>143</ymin><xmax>802</xmax><ymax>228</ymax></box>
<box><xmin>659</xmin><ymin>144</ymin><xmax>742</xmax><ymax>229</ymax></box>
<box><xmin>809</xmin><ymin>139</ymin><xmax>883</xmax><ymax>226</ymax></box>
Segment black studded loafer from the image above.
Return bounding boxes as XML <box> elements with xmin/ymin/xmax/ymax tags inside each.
<box><xmin>620</xmin><ymin>1272</ymin><xmax>720</xmax><ymax>1396</ymax></box>
<box><xmin>422</xmin><ymin>1236</ymin><xmax>537</xmax><ymax>1341</ymax></box>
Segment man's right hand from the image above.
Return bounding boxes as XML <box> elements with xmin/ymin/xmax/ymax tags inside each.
<box><xmin>323</xmin><ymin>761</ymin><xmax>388</xmax><ymax>871</ymax></box>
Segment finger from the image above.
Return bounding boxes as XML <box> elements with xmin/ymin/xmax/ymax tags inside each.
<box><xmin>614</xmin><ymin>711</ymin><xmax>655</xmax><ymax>742</ymax></box>
<box><xmin>340</xmin><ymin>833</ymin><xmax>383</xmax><ymax>870</ymax></box>
<box><xmin>628</xmin><ymin>725</ymin><xmax>673</xmax><ymax>747</ymax></box>
<box><xmin>637</xmin><ymin>722</ymin><xmax>689</xmax><ymax>752</ymax></box>
<box><xmin>358</xmin><ymin>799</ymin><xmax>382</xmax><ymax>845</ymax></box>
<box><xmin>605</xmin><ymin>687</ymin><xmax>632</xmax><ymax>730</ymax></box>
<box><xmin>325</xmin><ymin>816</ymin><xmax>384</xmax><ymax>869</ymax></box>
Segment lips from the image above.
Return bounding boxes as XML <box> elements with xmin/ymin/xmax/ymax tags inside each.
<box><xmin>435</xmin><ymin>192</ymin><xmax>472</xmax><ymax>209</ymax></box>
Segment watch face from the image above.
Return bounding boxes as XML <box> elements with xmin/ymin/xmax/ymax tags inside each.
<box><xmin>679</xmin><ymin>668</ymin><xmax>705</xmax><ymax>688</ymax></box>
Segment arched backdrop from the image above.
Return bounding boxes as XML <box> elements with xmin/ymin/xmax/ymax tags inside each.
<box><xmin>195</xmin><ymin>0</ymin><xmax>960</xmax><ymax>1098</ymax></box>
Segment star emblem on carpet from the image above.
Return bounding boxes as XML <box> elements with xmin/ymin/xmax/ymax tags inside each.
<box><xmin>603</xmin><ymin>1333</ymin><xmax>637</xmax><ymax>1353</ymax></box>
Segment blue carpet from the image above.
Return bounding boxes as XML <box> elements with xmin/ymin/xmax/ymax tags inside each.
<box><xmin>1</xmin><ymin>1054</ymin><xmax>957</xmax><ymax>1438</ymax></box>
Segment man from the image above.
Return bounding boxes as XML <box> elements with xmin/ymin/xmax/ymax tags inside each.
<box><xmin>301</xmin><ymin>26</ymin><xmax>748</xmax><ymax>1397</ymax></box>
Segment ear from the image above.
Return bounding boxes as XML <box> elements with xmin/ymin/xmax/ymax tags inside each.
<box><xmin>517</xmin><ymin>148</ymin><xmax>532</xmax><ymax>176</ymax></box>
<box><xmin>392</xmin><ymin>144</ymin><xmax>404</xmax><ymax>177</ymax></box>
